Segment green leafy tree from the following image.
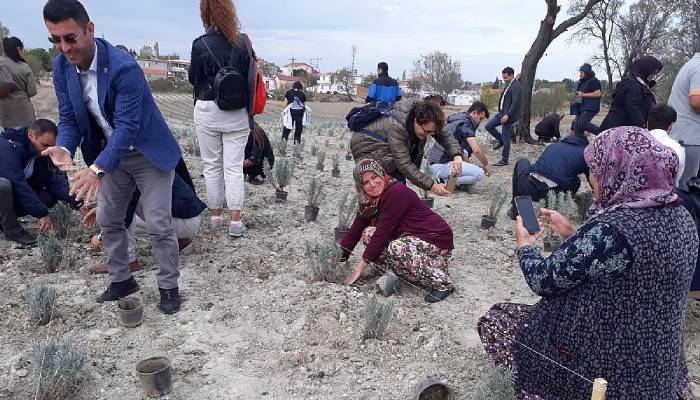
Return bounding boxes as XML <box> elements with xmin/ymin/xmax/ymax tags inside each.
<box><xmin>139</xmin><ymin>45</ymin><xmax>153</xmax><ymax>59</ymax></box>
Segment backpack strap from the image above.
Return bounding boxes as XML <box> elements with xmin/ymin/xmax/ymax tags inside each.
<box><xmin>200</xmin><ymin>36</ymin><xmax>235</xmax><ymax>69</ymax></box>
<box><xmin>359</xmin><ymin>128</ymin><xmax>388</xmax><ymax>143</ymax></box>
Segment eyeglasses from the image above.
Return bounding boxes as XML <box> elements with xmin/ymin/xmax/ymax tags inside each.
<box><xmin>48</xmin><ymin>34</ymin><xmax>79</xmax><ymax>45</ymax></box>
<box><xmin>420</xmin><ymin>125</ymin><xmax>438</xmax><ymax>135</ymax></box>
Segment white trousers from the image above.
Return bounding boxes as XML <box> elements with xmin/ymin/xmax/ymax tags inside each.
<box><xmin>128</xmin><ymin>214</ymin><xmax>201</xmax><ymax>262</ymax></box>
<box><xmin>194</xmin><ymin>108</ymin><xmax>250</xmax><ymax>211</ymax></box>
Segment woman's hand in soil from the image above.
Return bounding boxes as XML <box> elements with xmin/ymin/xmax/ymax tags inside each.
<box><xmin>346</xmin><ymin>259</ymin><xmax>368</xmax><ymax>285</ymax></box>
<box><xmin>515</xmin><ymin>216</ymin><xmax>544</xmax><ymax>248</ymax></box>
<box><xmin>430</xmin><ymin>183</ymin><xmax>451</xmax><ymax>197</ymax></box>
<box><xmin>539</xmin><ymin>208</ymin><xmax>575</xmax><ymax>240</ymax></box>
<box><xmin>38</xmin><ymin>216</ymin><xmax>53</xmax><ymax>234</ymax></box>
<box><xmin>451</xmin><ymin>156</ymin><xmax>463</xmax><ymax>175</ymax></box>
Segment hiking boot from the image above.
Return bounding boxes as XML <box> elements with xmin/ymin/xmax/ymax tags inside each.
<box><xmin>96</xmin><ymin>276</ymin><xmax>140</xmax><ymax>303</ymax></box>
<box><xmin>158</xmin><ymin>287</ymin><xmax>181</xmax><ymax>314</ymax></box>
<box><xmin>228</xmin><ymin>221</ymin><xmax>247</xmax><ymax>237</ymax></box>
<box><xmin>89</xmin><ymin>260</ymin><xmax>142</xmax><ymax>275</ymax></box>
<box><xmin>424</xmin><ymin>287</ymin><xmax>454</xmax><ymax>303</ymax></box>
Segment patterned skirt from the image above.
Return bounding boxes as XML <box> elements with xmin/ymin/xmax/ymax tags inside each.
<box><xmin>477</xmin><ymin>303</ymin><xmax>695</xmax><ymax>400</ymax></box>
<box><xmin>361</xmin><ymin>227</ymin><xmax>454</xmax><ymax>290</ymax></box>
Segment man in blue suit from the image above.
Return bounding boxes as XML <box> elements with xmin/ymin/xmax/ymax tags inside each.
<box><xmin>42</xmin><ymin>0</ymin><xmax>183</xmax><ymax>314</ymax></box>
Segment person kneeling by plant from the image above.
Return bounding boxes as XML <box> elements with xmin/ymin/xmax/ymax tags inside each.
<box><xmin>341</xmin><ymin>159</ymin><xmax>455</xmax><ymax>303</ymax></box>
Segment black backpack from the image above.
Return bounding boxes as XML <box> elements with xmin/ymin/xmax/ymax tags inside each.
<box><xmin>201</xmin><ymin>37</ymin><xmax>247</xmax><ymax>111</ymax></box>
<box><xmin>346</xmin><ymin>103</ymin><xmax>397</xmax><ymax>133</ymax></box>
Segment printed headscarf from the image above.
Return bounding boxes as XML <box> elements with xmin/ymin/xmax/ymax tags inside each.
<box><xmin>584</xmin><ymin>126</ymin><xmax>678</xmax><ymax>216</ymax></box>
<box><xmin>352</xmin><ymin>159</ymin><xmax>397</xmax><ymax>220</ymax></box>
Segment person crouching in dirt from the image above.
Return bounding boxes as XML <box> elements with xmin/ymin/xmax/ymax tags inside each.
<box><xmin>349</xmin><ymin>99</ymin><xmax>463</xmax><ymax>197</ymax></box>
<box><xmin>244</xmin><ymin>118</ymin><xmax>274</xmax><ymax>185</ymax></box>
<box><xmin>477</xmin><ymin>126</ymin><xmax>696</xmax><ymax>399</ymax></box>
<box><xmin>84</xmin><ymin>159</ymin><xmax>206</xmax><ymax>273</ymax></box>
<box><xmin>341</xmin><ymin>159</ymin><xmax>455</xmax><ymax>303</ymax></box>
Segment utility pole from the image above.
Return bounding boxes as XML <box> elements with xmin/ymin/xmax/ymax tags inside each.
<box><xmin>350</xmin><ymin>45</ymin><xmax>357</xmax><ymax>78</ymax></box>
<box><xmin>309</xmin><ymin>57</ymin><xmax>322</xmax><ymax>72</ymax></box>
<box><xmin>288</xmin><ymin>57</ymin><xmax>296</xmax><ymax>65</ymax></box>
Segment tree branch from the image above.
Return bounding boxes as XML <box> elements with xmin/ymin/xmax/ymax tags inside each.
<box><xmin>553</xmin><ymin>0</ymin><xmax>603</xmax><ymax>38</ymax></box>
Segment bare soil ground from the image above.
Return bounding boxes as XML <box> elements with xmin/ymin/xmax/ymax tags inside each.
<box><xmin>0</xmin><ymin>85</ymin><xmax>697</xmax><ymax>399</ymax></box>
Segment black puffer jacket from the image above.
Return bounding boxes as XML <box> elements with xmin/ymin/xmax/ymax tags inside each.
<box><xmin>600</xmin><ymin>74</ymin><xmax>656</xmax><ymax>130</ymax></box>
<box><xmin>188</xmin><ymin>31</ymin><xmax>251</xmax><ymax>102</ymax></box>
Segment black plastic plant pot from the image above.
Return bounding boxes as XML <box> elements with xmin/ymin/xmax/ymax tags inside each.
<box><xmin>117</xmin><ymin>297</ymin><xmax>143</xmax><ymax>328</ymax></box>
<box><xmin>480</xmin><ymin>215</ymin><xmax>497</xmax><ymax>230</ymax></box>
<box><xmin>332</xmin><ymin>169</ymin><xmax>341</xmax><ymax>178</ymax></box>
<box><xmin>421</xmin><ymin>197</ymin><xmax>434</xmax><ymax>209</ymax></box>
<box><xmin>136</xmin><ymin>356</ymin><xmax>172</xmax><ymax>397</ymax></box>
<box><xmin>316</xmin><ymin>163</ymin><xmax>325</xmax><ymax>172</ymax></box>
<box><xmin>415</xmin><ymin>378</ymin><xmax>455</xmax><ymax>400</ymax></box>
<box><xmin>334</xmin><ymin>227</ymin><xmax>348</xmax><ymax>242</ymax></box>
<box><xmin>305</xmin><ymin>205</ymin><xmax>320</xmax><ymax>221</ymax></box>
<box><xmin>275</xmin><ymin>190</ymin><xmax>288</xmax><ymax>204</ymax></box>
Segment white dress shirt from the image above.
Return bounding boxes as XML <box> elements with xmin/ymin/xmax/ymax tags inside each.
<box><xmin>649</xmin><ymin>128</ymin><xmax>686</xmax><ymax>187</ymax></box>
<box><xmin>77</xmin><ymin>44</ymin><xmax>114</xmax><ymax>139</ymax></box>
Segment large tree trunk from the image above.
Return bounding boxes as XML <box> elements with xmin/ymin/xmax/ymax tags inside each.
<box><xmin>516</xmin><ymin>0</ymin><xmax>602</xmax><ymax>143</ymax></box>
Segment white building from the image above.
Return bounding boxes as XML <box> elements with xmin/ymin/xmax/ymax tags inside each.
<box><xmin>448</xmin><ymin>90</ymin><xmax>481</xmax><ymax>106</ymax></box>
<box><xmin>280</xmin><ymin>62</ymin><xmax>319</xmax><ymax>77</ymax></box>
<box><xmin>309</xmin><ymin>72</ymin><xmax>363</xmax><ymax>94</ymax></box>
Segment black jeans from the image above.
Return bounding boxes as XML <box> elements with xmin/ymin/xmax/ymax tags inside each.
<box><xmin>574</xmin><ymin>110</ymin><xmax>599</xmax><ymax>136</ymax></box>
<box><xmin>510</xmin><ymin>158</ymin><xmax>551</xmax><ymax>215</ymax></box>
<box><xmin>282</xmin><ymin>111</ymin><xmax>304</xmax><ymax>144</ymax></box>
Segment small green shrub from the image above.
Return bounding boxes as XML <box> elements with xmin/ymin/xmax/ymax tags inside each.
<box><xmin>472</xmin><ymin>365</ymin><xmax>516</xmax><ymax>400</ymax></box>
<box><xmin>305</xmin><ymin>240</ymin><xmax>343</xmax><ymax>282</ymax></box>
<box><xmin>307</xmin><ymin>175</ymin><xmax>325</xmax><ymax>208</ymax></box>
<box><xmin>49</xmin><ymin>202</ymin><xmax>72</xmax><ymax>238</ymax></box>
<box><xmin>26</xmin><ymin>280</ymin><xmax>56</xmax><ymax>325</ymax></box>
<box><xmin>574</xmin><ymin>191</ymin><xmax>595</xmax><ymax>220</ymax></box>
<box><xmin>266</xmin><ymin>158</ymin><xmax>294</xmax><ymax>192</ymax></box>
<box><xmin>486</xmin><ymin>184</ymin><xmax>508</xmax><ymax>220</ymax></box>
<box><xmin>362</xmin><ymin>295</ymin><xmax>396</xmax><ymax>340</ymax></box>
<box><xmin>38</xmin><ymin>232</ymin><xmax>64</xmax><ymax>273</ymax></box>
<box><xmin>32</xmin><ymin>338</ymin><xmax>86</xmax><ymax>400</ymax></box>
<box><xmin>337</xmin><ymin>192</ymin><xmax>358</xmax><ymax>229</ymax></box>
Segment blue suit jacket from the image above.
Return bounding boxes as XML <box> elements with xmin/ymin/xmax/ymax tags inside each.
<box><xmin>52</xmin><ymin>38</ymin><xmax>181</xmax><ymax>173</ymax></box>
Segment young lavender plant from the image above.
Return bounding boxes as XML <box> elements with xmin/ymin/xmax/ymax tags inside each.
<box><xmin>574</xmin><ymin>190</ymin><xmax>595</xmax><ymax>220</ymax></box>
<box><xmin>316</xmin><ymin>148</ymin><xmax>327</xmax><ymax>172</ymax></box>
<box><xmin>26</xmin><ymin>280</ymin><xmax>56</xmax><ymax>325</ymax></box>
<box><xmin>305</xmin><ymin>240</ymin><xmax>343</xmax><ymax>282</ymax></box>
<box><xmin>472</xmin><ymin>365</ymin><xmax>517</xmax><ymax>400</ymax></box>
<box><xmin>266</xmin><ymin>158</ymin><xmax>294</xmax><ymax>192</ymax></box>
<box><xmin>420</xmin><ymin>159</ymin><xmax>434</xmax><ymax>199</ymax></box>
<box><xmin>311</xmin><ymin>140</ymin><xmax>319</xmax><ymax>156</ymax></box>
<box><xmin>292</xmin><ymin>141</ymin><xmax>303</xmax><ymax>160</ymax></box>
<box><xmin>486</xmin><ymin>184</ymin><xmax>508</xmax><ymax>220</ymax></box>
<box><xmin>331</xmin><ymin>153</ymin><xmax>340</xmax><ymax>176</ymax></box>
<box><xmin>32</xmin><ymin>338</ymin><xmax>86</xmax><ymax>400</ymax></box>
<box><xmin>337</xmin><ymin>192</ymin><xmax>358</xmax><ymax>230</ymax></box>
<box><xmin>49</xmin><ymin>202</ymin><xmax>72</xmax><ymax>238</ymax></box>
<box><xmin>38</xmin><ymin>232</ymin><xmax>64</xmax><ymax>273</ymax></box>
<box><xmin>307</xmin><ymin>174</ymin><xmax>325</xmax><ymax>208</ymax></box>
<box><xmin>272</xmin><ymin>134</ymin><xmax>287</xmax><ymax>156</ymax></box>
<box><xmin>362</xmin><ymin>295</ymin><xmax>396</xmax><ymax>340</ymax></box>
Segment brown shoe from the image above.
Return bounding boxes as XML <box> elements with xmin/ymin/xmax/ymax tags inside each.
<box><xmin>178</xmin><ymin>238</ymin><xmax>192</xmax><ymax>252</ymax></box>
<box><xmin>89</xmin><ymin>260</ymin><xmax>142</xmax><ymax>274</ymax></box>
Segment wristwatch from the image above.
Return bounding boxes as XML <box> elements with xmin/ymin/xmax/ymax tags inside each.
<box><xmin>89</xmin><ymin>164</ymin><xmax>105</xmax><ymax>179</ymax></box>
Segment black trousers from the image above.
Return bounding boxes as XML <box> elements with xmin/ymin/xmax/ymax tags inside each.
<box><xmin>511</xmin><ymin>158</ymin><xmax>551</xmax><ymax>213</ymax></box>
<box><xmin>282</xmin><ymin>111</ymin><xmax>304</xmax><ymax>144</ymax></box>
<box><xmin>243</xmin><ymin>163</ymin><xmax>265</xmax><ymax>181</ymax></box>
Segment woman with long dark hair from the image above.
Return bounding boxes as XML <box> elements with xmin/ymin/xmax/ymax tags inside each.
<box><xmin>0</xmin><ymin>37</ymin><xmax>37</xmax><ymax>130</ymax></box>
<box><xmin>600</xmin><ymin>56</ymin><xmax>663</xmax><ymax>130</ymax></box>
<box><xmin>189</xmin><ymin>0</ymin><xmax>255</xmax><ymax>237</ymax></box>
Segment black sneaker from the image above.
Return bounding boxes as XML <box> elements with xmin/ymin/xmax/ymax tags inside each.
<box><xmin>493</xmin><ymin>160</ymin><xmax>509</xmax><ymax>167</ymax></box>
<box><xmin>424</xmin><ymin>288</ymin><xmax>454</xmax><ymax>303</ymax></box>
<box><xmin>96</xmin><ymin>277</ymin><xmax>140</xmax><ymax>303</ymax></box>
<box><xmin>507</xmin><ymin>206</ymin><xmax>518</xmax><ymax>220</ymax></box>
<box><xmin>493</xmin><ymin>142</ymin><xmax>503</xmax><ymax>150</ymax></box>
<box><xmin>5</xmin><ymin>228</ymin><xmax>37</xmax><ymax>247</ymax></box>
<box><xmin>158</xmin><ymin>287</ymin><xmax>181</xmax><ymax>314</ymax></box>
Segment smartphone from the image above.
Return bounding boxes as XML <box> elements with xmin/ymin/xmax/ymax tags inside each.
<box><xmin>446</xmin><ymin>173</ymin><xmax>457</xmax><ymax>193</ymax></box>
<box><xmin>514</xmin><ymin>196</ymin><xmax>540</xmax><ymax>234</ymax></box>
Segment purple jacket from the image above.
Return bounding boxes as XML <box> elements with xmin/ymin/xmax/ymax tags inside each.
<box><xmin>340</xmin><ymin>183</ymin><xmax>454</xmax><ymax>262</ymax></box>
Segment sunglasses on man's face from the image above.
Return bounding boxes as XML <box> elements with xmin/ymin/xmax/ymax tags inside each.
<box><xmin>48</xmin><ymin>34</ymin><xmax>79</xmax><ymax>45</ymax></box>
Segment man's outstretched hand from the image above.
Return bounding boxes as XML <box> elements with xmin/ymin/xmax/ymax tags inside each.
<box><xmin>41</xmin><ymin>147</ymin><xmax>74</xmax><ymax>172</ymax></box>
<box><xmin>70</xmin><ymin>169</ymin><xmax>102</xmax><ymax>203</ymax></box>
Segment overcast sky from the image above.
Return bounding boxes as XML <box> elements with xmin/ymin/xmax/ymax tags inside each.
<box><xmin>5</xmin><ymin>0</ymin><xmax>600</xmax><ymax>82</ymax></box>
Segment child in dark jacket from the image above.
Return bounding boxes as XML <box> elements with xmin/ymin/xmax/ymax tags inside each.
<box><xmin>244</xmin><ymin>118</ymin><xmax>274</xmax><ymax>185</ymax></box>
